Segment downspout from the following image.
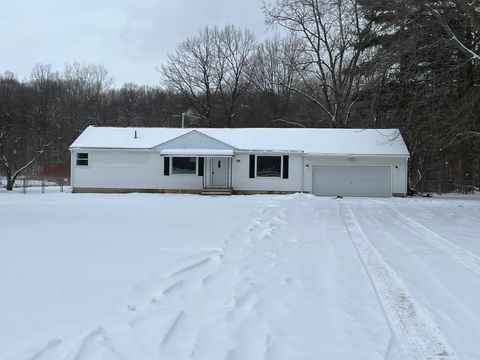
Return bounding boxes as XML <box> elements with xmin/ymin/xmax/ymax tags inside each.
<box><xmin>405</xmin><ymin>157</ymin><xmax>409</xmax><ymax>194</ymax></box>
<box><xmin>70</xmin><ymin>149</ymin><xmax>74</xmax><ymax>189</ymax></box>
<box><xmin>301</xmin><ymin>152</ymin><xmax>305</xmax><ymax>193</ymax></box>
<box><xmin>232</xmin><ymin>157</ymin><xmax>234</xmax><ymax>189</ymax></box>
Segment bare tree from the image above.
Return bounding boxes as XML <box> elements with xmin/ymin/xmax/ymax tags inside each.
<box><xmin>251</xmin><ymin>34</ymin><xmax>304</xmax><ymax>119</ymax></box>
<box><xmin>0</xmin><ymin>67</ymin><xmax>61</xmax><ymax>190</ymax></box>
<box><xmin>264</xmin><ymin>0</ymin><xmax>373</xmax><ymax>127</ymax></box>
<box><xmin>216</xmin><ymin>25</ymin><xmax>257</xmax><ymax>127</ymax></box>
<box><xmin>159</xmin><ymin>24</ymin><xmax>257</xmax><ymax>127</ymax></box>
<box><xmin>159</xmin><ymin>26</ymin><xmax>223</xmax><ymax>125</ymax></box>
<box><xmin>63</xmin><ymin>62</ymin><xmax>112</xmax><ymax>130</ymax></box>
<box><xmin>116</xmin><ymin>83</ymin><xmax>143</xmax><ymax>125</ymax></box>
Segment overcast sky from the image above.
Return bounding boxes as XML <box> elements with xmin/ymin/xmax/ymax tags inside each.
<box><xmin>1</xmin><ymin>0</ymin><xmax>269</xmax><ymax>87</ymax></box>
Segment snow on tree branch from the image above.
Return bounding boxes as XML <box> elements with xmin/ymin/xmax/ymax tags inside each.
<box><xmin>429</xmin><ymin>5</ymin><xmax>480</xmax><ymax>63</ymax></box>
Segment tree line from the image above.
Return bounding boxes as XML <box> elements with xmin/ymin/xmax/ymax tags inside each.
<box><xmin>1</xmin><ymin>0</ymin><xmax>479</xmax><ymax>191</ymax></box>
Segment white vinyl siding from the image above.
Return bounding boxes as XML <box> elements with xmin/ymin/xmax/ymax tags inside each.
<box><xmin>231</xmin><ymin>152</ymin><xmax>303</xmax><ymax>192</ymax></box>
<box><xmin>71</xmin><ymin>150</ymin><xmax>203</xmax><ymax>190</ymax></box>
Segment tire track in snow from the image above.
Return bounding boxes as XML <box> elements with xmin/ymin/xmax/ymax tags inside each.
<box><xmin>376</xmin><ymin>200</ymin><xmax>480</xmax><ymax>276</ymax></box>
<box><xmin>339</xmin><ymin>201</ymin><xmax>458</xmax><ymax>360</ymax></box>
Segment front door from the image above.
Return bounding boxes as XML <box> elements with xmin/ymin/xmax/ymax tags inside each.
<box><xmin>211</xmin><ymin>157</ymin><xmax>227</xmax><ymax>186</ymax></box>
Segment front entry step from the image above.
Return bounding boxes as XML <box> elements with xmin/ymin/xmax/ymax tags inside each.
<box><xmin>201</xmin><ymin>187</ymin><xmax>233</xmax><ymax>196</ymax></box>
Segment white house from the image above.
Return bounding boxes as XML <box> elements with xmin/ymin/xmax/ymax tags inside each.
<box><xmin>69</xmin><ymin>126</ymin><xmax>410</xmax><ymax>197</ymax></box>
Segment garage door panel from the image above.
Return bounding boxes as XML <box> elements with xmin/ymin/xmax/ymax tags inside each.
<box><xmin>312</xmin><ymin>165</ymin><xmax>391</xmax><ymax>197</ymax></box>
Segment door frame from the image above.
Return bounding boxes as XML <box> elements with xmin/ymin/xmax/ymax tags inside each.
<box><xmin>205</xmin><ymin>157</ymin><xmax>232</xmax><ymax>188</ymax></box>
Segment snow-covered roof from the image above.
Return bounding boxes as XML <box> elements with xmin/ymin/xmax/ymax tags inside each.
<box><xmin>70</xmin><ymin>126</ymin><xmax>410</xmax><ymax>156</ymax></box>
<box><xmin>160</xmin><ymin>149</ymin><xmax>234</xmax><ymax>157</ymax></box>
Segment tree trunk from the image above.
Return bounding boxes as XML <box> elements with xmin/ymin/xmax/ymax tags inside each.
<box><xmin>6</xmin><ymin>176</ymin><xmax>15</xmax><ymax>191</ymax></box>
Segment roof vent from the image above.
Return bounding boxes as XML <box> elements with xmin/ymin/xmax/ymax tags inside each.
<box><xmin>134</xmin><ymin>130</ymin><xmax>137</xmax><ymax>139</ymax></box>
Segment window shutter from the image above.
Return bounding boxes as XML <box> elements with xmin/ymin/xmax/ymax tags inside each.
<box><xmin>249</xmin><ymin>155</ymin><xmax>255</xmax><ymax>178</ymax></box>
<box><xmin>198</xmin><ymin>157</ymin><xmax>204</xmax><ymax>176</ymax></box>
<box><xmin>164</xmin><ymin>157</ymin><xmax>170</xmax><ymax>176</ymax></box>
<box><xmin>283</xmin><ymin>155</ymin><xmax>289</xmax><ymax>179</ymax></box>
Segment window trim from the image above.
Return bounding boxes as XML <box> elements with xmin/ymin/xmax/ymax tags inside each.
<box><xmin>76</xmin><ymin>152</ymin><xmax>89</xmax><ymax>167</ymax></box>
<box><xmin>255</xmin><ymin>155</ymin><xmax>282</xmax><ymax>178</ymax></box>
<box><xmin>170</xmin><ymin>156</ymin><xmax>197</xmax><ymax>175</ymax></box>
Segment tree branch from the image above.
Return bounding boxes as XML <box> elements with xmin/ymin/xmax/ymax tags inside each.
<box><xmin>272</xmin><ymin>118</ymin><xmax>306</xmax><ymax>127</ymax></box>
<box><xmin>430</xmin><ymin>6</ymin><xmax>480</xmax><ymax>62</ymax></box>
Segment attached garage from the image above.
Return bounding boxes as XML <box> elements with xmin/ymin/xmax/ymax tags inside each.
<box><xmin>312</xmin><ymin>165</ymin><xmax>392</xmax><ymax>197</ymax></box>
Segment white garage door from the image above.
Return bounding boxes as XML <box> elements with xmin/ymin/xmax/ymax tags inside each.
<box><xmin>312</xmin><ymin>165</ymin><xmax>391</xmax><ymax>197</ymax></box>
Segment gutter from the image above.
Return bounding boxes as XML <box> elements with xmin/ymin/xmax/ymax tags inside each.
<box><xmin>304</xmin><ymin>153</ymin><xmax>410</xmax><ymax>158</ymax></box>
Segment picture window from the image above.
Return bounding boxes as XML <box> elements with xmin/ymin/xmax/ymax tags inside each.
<box><xmin>172</xmin><ymin>157</ymin><xmax>196</xmax><ymax>174</ymax></box>
<box><xmin>256</xmin><ymin>156</ymin><xmax>281</xmax><ymax>177</ymax></box>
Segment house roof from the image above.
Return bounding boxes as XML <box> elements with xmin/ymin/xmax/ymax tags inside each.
<box><xmin>160</xmin><ymin>149</ymin><xmax>234</xmax><ymax>157</ymax></box>
<box><xmin>70</xmin><ymin>126</ymin><xmax>410</xmax><ymax>156</ymax></box>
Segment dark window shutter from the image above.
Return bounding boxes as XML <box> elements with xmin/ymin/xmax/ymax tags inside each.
<box><xmin>164</xmin><ymin>157</ymin><xmax>170</xmax><ymax>176</ymax></box>
<box><xmin>249</xmin><ymin>155</ymin><xmax>255</xmax><ymax>178</ymax></box>
<box><xmin>198</xmin><ymin>157</ymin><xmax>204</xmax><ymax>176</ymax></box>
<box><xmin>283</xmin><ymin>155</ymin><xmax>289</xmax><ymax>179</ymax></box>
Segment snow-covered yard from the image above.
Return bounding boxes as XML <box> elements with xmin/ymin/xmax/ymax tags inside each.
<box><xmin>1</xmin><ymin>190</ymin><xmax>479</xmax><ymax>360</ymax></box>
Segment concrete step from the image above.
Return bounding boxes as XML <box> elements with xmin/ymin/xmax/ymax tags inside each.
<box><xmin>201</xmin><ymin>188</ymin><xmax>232</xmax><ymax>196</ymax></box>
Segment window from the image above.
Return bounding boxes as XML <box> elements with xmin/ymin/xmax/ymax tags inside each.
<box><xmin>76</xmin><ymin>153</ymin><xmax>88</xmax><ymax>166</ymax></box>
<box><xmin>256</xmin><ymin>156</ymin><xmax>281</xmax><ymax>177</ymax></box>
<box><xmin>172</xmin><ymin>157</ymin><xmax>196</xmax><ymax>174</ymax></box>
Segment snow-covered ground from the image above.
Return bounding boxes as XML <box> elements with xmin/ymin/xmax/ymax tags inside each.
<box><xmin>1</xmin><ymin>190</ymin><xmax>479</xmax><ymax>360</ymax></box>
